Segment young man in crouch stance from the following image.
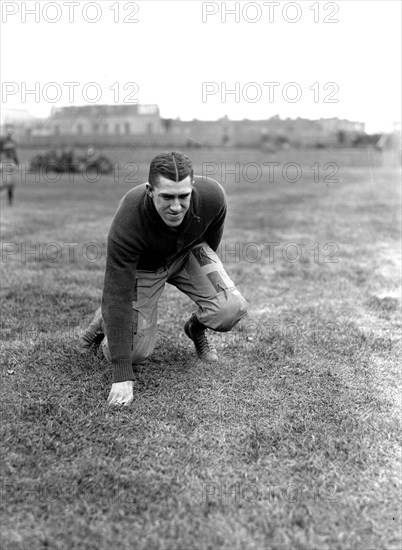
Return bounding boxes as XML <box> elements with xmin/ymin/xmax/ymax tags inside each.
<box><xmin>80</xmin><ymin>152</ymin><xmax>247</xmax><ymax>406</ymax></box>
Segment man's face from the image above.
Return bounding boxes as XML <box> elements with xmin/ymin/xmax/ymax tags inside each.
<box><xmin>149</xmin><ymin>175</ymin><xmax>193</xmax><ymax>227</ymax></box>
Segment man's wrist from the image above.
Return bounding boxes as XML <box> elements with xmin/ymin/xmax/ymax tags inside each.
<box><xmin>112</xmin><ymin>359</ymin><xmax>135</xmax><ymax>383</ymax></box>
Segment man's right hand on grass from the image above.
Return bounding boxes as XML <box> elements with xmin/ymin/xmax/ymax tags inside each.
<box><xmin>107</xmin><ymin>381</ymin><xmax>134</xmax><ymax>407</ymax></box>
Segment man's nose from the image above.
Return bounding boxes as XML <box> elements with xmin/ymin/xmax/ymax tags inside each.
<box><xmin>170</xmin><ymin>198</ymin><xmax>181</xmax><ymax>212</ymax></box>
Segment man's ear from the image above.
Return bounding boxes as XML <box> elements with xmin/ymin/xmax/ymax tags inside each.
<box><xmin>146</xmin><ymin>183</ymin><xmax>153</xmax><ymax>197</ymax></box>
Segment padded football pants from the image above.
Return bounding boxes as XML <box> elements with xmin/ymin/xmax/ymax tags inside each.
<box><xmin>101</xmin><ymin>242</ymin><xmax>248</xmax><ymax>364</ymax></box>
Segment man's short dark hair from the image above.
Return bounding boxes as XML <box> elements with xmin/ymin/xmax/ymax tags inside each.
<box><xmin>148</xmin><ymin>151</ymin><xmax>193</xmax><ymax>189</ymax></box>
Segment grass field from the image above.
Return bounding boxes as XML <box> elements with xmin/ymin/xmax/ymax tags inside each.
<box><xmin>1</xmin><ymin>147</ymin><xmax>401</xmax><ymax>550</ymax></box>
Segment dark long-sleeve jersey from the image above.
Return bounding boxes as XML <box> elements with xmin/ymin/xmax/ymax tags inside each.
<box><xmin>101</xmin><ymin>176</ymin><xmax>227</xmax><ymax>383</ymax></box>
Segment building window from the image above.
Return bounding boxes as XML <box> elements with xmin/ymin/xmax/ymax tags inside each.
<box><xmin>115</xmin><ymin>123</ymin><xmax>120</xmax><ymax>135</ymax></box>
<box><xmin>77</xmin><ymin>123</ymin><xmax>83</xmax><ymax>135</ymax></box>
<box><xmin>125</xmin><ymin>122</ymin><xmax>130</xmax><ymax>135</ymax></box>
<box><xmin>93</xmin><ymin>123</ymin><xmax>99</xmax><ymax>134</ymax></box>
<box><xmin>147</xmin><ymin>123</ymin><xmax>153</xmax><ymax>134</ymax></box>
<box><xmin>54</xmin><ymin>125</ymin><xmax>60</xmax><ymax>136</ymax></box>
<box><xmin>103</xmin><ymin>123</ymin><xmax>109</xmax><ymax>134</ymax></box>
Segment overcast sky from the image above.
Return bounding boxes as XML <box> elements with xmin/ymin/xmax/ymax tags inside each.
<box><xmin>1</xmin><ymin>0</ymin><xmax>401</xmax><ymax>132</ymax></box>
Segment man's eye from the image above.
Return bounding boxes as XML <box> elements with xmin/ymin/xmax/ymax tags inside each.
<box><xmin>161</xmin><ymin>195</ymin><xmax>189</xmax><ymax>200</ymax></box>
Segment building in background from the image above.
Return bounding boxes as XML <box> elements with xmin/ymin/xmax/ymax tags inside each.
<box><xmin>1</xmin><ymin>104</ymin><xmax>370</xmax><ymax>149</ymax></box>
<box><xmin>46</xmin><ymin>104</ymin><xmax>162</xmax><ymax>137</ymax></box>
<box><xmin>165</xmin><ymin>116</ymin><xmax>366</xmax><ymax>148</ymax></box>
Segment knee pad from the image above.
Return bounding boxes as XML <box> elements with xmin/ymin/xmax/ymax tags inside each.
<box><xmin>101</xmin><ymin>336</ymin><xmax>154</xmax><ymax>365</ymax></box>
<box><xmin>131</xmin><ymin>349</ymin><xmax>151</xmax><ymax>365</ymax></box>
<box><xmin>131</xmin><ymin>334</ymin><xmax>155</xmax><ymax>364</ymax></box>
<box><xmin>201</xmin><ymin>288</ymin><xmax>248</xmax><ymax>332</ymax></box>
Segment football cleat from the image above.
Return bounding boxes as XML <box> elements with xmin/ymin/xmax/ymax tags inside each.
<box><xmin>184</xmin><ymin>313</ymin><xmax>218</xmax><ymax>362</ymax></box>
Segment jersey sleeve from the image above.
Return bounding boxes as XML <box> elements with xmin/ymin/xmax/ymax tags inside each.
<box><xmin>101</xmin><ymin>194</ymin><xmax>143</xmax><ymax>383</ymax></box>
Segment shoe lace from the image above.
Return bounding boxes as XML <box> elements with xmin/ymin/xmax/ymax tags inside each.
<box><xmin>82</xmin><ymin>328</ymin><xmax>104</xmax><ymax>346</ymax></box>
<box><xmin>81</xmin><ymin>332</ymin><xmax>93</xmax><ymax>345</ymax></box>
<box><xmin>194</xmin><ymin>329</ymin><xmax>215</xmax><ymax>353</ymax></box>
